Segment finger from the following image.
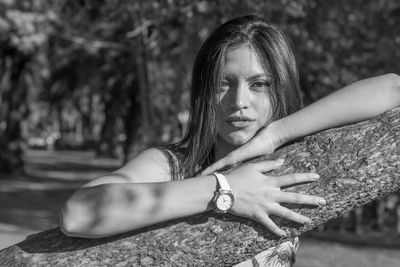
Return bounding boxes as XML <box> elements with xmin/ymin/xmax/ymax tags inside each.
<box><xmin>277</xmin><ymin>192</ymin><xmax>326</xmax><ymax>206</ymax></box>
<box><xmin>249</xmin><ymin>158</ymin><xmax>285</xmax><ymax>173</ymax></box>
<box><xmin>269</xmin><ymin>204</ymin><xmax>312</xmax><ymax>224</ymax></box>
<box><xmin>200</xmin><ymin>154</ymin><xmax>236</xmax><ymax>176</ymax></box>
<box><xmin>272</xmin><ymin>173</ymin><xmax>320</xmax><ymax>187</ymax></box>
<box><xmin>255</xmin><ymin>213</ymin><xmax>286</xmax><ymax>237</ymax></box>
<box><xmin>201</xmin><ymin>136</ymin><xmax>268</xmax><ymax>175</ymax></box>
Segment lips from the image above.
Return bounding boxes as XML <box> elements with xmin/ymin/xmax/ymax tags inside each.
<box><xmin>225</xmin><ymin>116</ymin><xmax>255</xmax><ymax>128</ymax></box>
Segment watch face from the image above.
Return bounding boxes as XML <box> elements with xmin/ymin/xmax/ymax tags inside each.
<box><xmin>216</xmin><ymin>194</ymin><xmax>233</xmax><ymax>211</ymax></box>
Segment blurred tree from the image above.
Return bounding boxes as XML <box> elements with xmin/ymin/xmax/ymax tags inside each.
<box><xmin>1</xmin><ymin>0</ymin><xmax>399</xmax><ymax>168</ymax></box>
<box><xmin>0</xmin><ymin>0</ymin><xmax>54</xmax><ymax>173</ymax></box>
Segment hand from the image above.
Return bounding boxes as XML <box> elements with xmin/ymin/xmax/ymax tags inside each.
<box><xmin>201</xmin><ymin>123</ymin><xmax>282</xmax><ymax>175</ymax></box>
<box><xmin>226</xmin><ymin>159</ymin><xmax>325</xmax><ymax>237</ymax></box>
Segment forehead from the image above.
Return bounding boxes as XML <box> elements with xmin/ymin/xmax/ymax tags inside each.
<box><xmin>222</xmin><ymin>44</ymin><xmax>267</xmax><ymax>77</ymax></box>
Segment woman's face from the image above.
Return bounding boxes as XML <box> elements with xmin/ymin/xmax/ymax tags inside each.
<box><xmin>216</xmin><ymin>44</ymin><xmax>273</xmax><ymax>147</ymax></box>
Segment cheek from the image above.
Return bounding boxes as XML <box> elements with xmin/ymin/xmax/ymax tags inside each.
<box><xmin>216</xmin><ymin>92</ymin><xmax>229</xmax><ymax>113</ymax></box>
<box><xmin>216</xmin><ymin>93</ymin><xmax>231</xmax><ymax>123</ymax></box>
<box><xmin>216</xmin><ymin>105</ymin><xmax>226</xmax><ymax>134</ymax></box>
<box><xmin>255</xmin><ymin>98</ymin><xmax>273</xmax><ymax>125</ymax></box>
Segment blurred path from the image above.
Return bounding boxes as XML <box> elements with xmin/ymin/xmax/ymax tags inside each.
<box><xmin>0</xmin><ymin>149</ymin><xmax>399</xmax><ymax>267</ymax></box>
<box><xmin>296</xmin><ymin>239</ymin><xmax>400</xmax><ymax>267</ymax></box>
<box><xmin>0</xmin><ymin>149</ymin><xmax>122</xmax><ymax>249</ymax></box>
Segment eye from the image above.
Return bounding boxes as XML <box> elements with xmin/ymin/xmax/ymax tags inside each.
<box><xmin>251</xmin><ymin>80</ymin><xmax>272</xmax><ymax>92</ymax></box>
<box><xmin>220</xmin><ymin>79</ymin><xmax>231</xmax><ymax>91</ymax></box>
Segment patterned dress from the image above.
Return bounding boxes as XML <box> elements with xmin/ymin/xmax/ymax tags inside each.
<box><xmin>162</xmin><ymin>148</ymin><xmax>298</xmax><ymax>267</ymax></box>
<box><xmin>234</xmin><ymin>237</ymin><xmax>299</xmax><ymax>267</ymax></box>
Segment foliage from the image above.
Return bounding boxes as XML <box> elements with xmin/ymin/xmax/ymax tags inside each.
<box><xmin>0</xmin><ymin>0</ymin><xmax>399</xmax><ymax>243</ymax></box>
<box><xmin>0</xmin><ymin>1</ymin><xmax>398</xmax><ymax>156</ymax></box>
<box><xmin>2</xmin><ymin>0</ymin><xmax>399</xmax><ymax>163</ymax></box>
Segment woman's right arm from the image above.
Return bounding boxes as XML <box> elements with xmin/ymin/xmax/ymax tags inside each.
<box><xmin>60</xmin><ymin>148</ymin><xmax>219</xmax><ymax>238</ymax></box>
<box><xmin>60</xmin><ymin>149</ymin><xmax>324</xmax><ymax>238</ymax></box>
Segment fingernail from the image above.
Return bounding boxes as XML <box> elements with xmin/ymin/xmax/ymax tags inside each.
<box><xmin>279</xmin><ymin>230</ymin><xmax>287</xmax><ymax>237</ymax></box>
<box><xmin>319</xmin><ymin>198</ymin><xmax>327</xmax><ymax>205</ymax></box>
<box><xmin>276</xmin><ymin>158</ymin><xmax>285</xmax><ymax>165</ymax></box>
<box><xmin>304</xmin><ymin>218</ymin><xmax>312</xmax><ymax>224</ymax></box>
<box><xmin>312</xmin><ymin>173</ymin><xmax>320</xmax><ymax>180</ymax></box>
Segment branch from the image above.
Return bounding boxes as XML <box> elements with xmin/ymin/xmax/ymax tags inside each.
<box><xmin>57</xmin><ymin>34</ymin><xmax>131</xmax><ymax>52</ymax></box>
<box><xmin>0</xmin><ymin>108</ymin><xmax>399</xmax><ymax>266</ymax></box>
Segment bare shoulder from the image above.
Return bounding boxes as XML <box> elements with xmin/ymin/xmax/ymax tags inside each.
<box><xmin>116</xmin><ymin>148</ymin><xmax>172</xmax><ymax>182</ymax></box>
<box><xmin>84</xmin><ymin>148</ymin><xmax>172</xmax><ymax>187</ymax></box>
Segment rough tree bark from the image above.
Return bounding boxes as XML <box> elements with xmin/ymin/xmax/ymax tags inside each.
<box><xmin>0</xmin><ymin>108</ymin><xmax>399</xmax><ymax>266</ymax></box>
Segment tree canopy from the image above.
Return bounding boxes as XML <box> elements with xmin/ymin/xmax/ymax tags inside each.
<box><xmin>0</xmin><ymin>0</ymin><xmax>399</xmax><ymax>171</ymax></box>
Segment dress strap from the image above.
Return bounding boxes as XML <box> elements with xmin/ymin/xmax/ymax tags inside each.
<box><xmin>163</xmin><ymin>148</ymin><xmax>184</xmax><ymax>181</ymax></box>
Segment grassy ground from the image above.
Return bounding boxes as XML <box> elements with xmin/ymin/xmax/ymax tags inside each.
<box><xmin>0</xmin><ymin>149</ymin><xmax>400</xmax><ymax>266</ymax></box>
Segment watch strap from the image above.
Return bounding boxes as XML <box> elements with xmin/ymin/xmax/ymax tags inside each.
<box><xmin>213</xmin><ymin>173</ymin><xmax>231</xmax><ymax>191</ymax></box>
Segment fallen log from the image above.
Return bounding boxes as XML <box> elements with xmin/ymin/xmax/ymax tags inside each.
<box><xmin>0</xmin><ymin>107</ymin><xmax>399</xmax><ymax>266</ymax></box>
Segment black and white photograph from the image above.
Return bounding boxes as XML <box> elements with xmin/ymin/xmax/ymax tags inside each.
<box><xmin>0</xmin><ymin>1</ymin><xmax>400</xmax><ymax>266</ymax></box>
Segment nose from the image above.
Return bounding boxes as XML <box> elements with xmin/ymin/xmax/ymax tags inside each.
<box><xmin>229</xmin><ymin>82</ymin><xmax>249</xmax><ymax>110</ymax></box>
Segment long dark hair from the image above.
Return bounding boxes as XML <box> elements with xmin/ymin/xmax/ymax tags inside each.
<box><xmin>169</xmin><ymin>15</ymin><xmax>303</xmax><ymax>179</ymax></box>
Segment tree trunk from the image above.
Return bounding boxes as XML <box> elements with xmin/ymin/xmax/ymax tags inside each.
<box><xmin>0</xmin><ymin>49</ymin><xmax>30</xmax><ymax>174</ymax></box>
<box><xmin>123</xmin><ymin>81</ymin><xmax>143</xmax><ymax>161</ymax></box>
<box><xmin>123</xmin><ymin>8</ymin><xmax>153</xmax><ymax>161</ymax></box>
<box><xmin>96</xmin><ymin>93</ymin><xmax>121</xmax><ymax>158</ymax></box>
<box><xmin>0</xmin><ymin>107</ymin><xmax>399</xmax><ymax>266</ymax></box>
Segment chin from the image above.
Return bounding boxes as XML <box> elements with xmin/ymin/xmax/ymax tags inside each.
<box><xmin>225</xmin><ymin>132</ymin><xmax>252</xmax><ymax>146</ymax></box>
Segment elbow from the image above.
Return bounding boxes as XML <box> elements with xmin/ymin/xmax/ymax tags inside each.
<box><xmin>59</xmin><ymin>202</ymin><xmax>91</xmax><ymax>238</ymax></box>
<box><xmin>59</xmin><ymin>187</ymin><xmax>109</xmax><ymax>238</ymax></box>
<box><xmin>59</xmin><ymin>208</ymin><xmax>75</xmax><ymax>237</ymax></box>
<box><xmin>60</xmin><ymin>202</ymin><xmax>106</xmax><ymax>238</ymax></box>
<box><xmin>59</xmin><ymin>184</ymin><xmax>141</xmax><ymax>238</ymax></box>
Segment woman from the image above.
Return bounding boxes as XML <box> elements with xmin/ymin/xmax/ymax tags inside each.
<box><xmin>60</xmin><ymin>15</ymin><xmax>400</xmax><ymax>265</ymax></box>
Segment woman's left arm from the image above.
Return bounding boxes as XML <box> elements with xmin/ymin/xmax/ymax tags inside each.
<box><xmin>272</xmin><ymin>73</ymin><xmax>400</xmax><ymax>148</ymax></box>
<box><xmin>202</xmin><ymin>73</ymin><xmax>400</xmax><ymax>175</ymax></box>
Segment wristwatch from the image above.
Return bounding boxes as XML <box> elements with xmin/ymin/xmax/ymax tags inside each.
<box><xmin>212</xmin><ymin>173</ymin><xmax>235</xmax><ymax>213</ymax></box>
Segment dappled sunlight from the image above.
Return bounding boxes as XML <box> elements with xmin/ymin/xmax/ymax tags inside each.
<box><xmin>0</xmin><ymin>149</ymin><xmax>121</xmax><ymax>249</ymax></box>
<box><xmin>1</xmin><ymin>1</ymin><xmax>399</xmax><ymax>265</ymax></box>
<box><xmin>61</xmin><ymin>182</ymin><xmax>168</xmax><ymax>237</ymax></box>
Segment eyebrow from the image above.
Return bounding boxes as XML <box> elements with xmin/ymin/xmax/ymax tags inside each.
<box><xmin>247</xmin><ymin>74</ymin><xmax>272</xmax><ymax>80</ymax></box>
<box><xmin>222</xmin><ymin>73</ymin><xmax>272</xmax><ymax>80</ymax></box>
